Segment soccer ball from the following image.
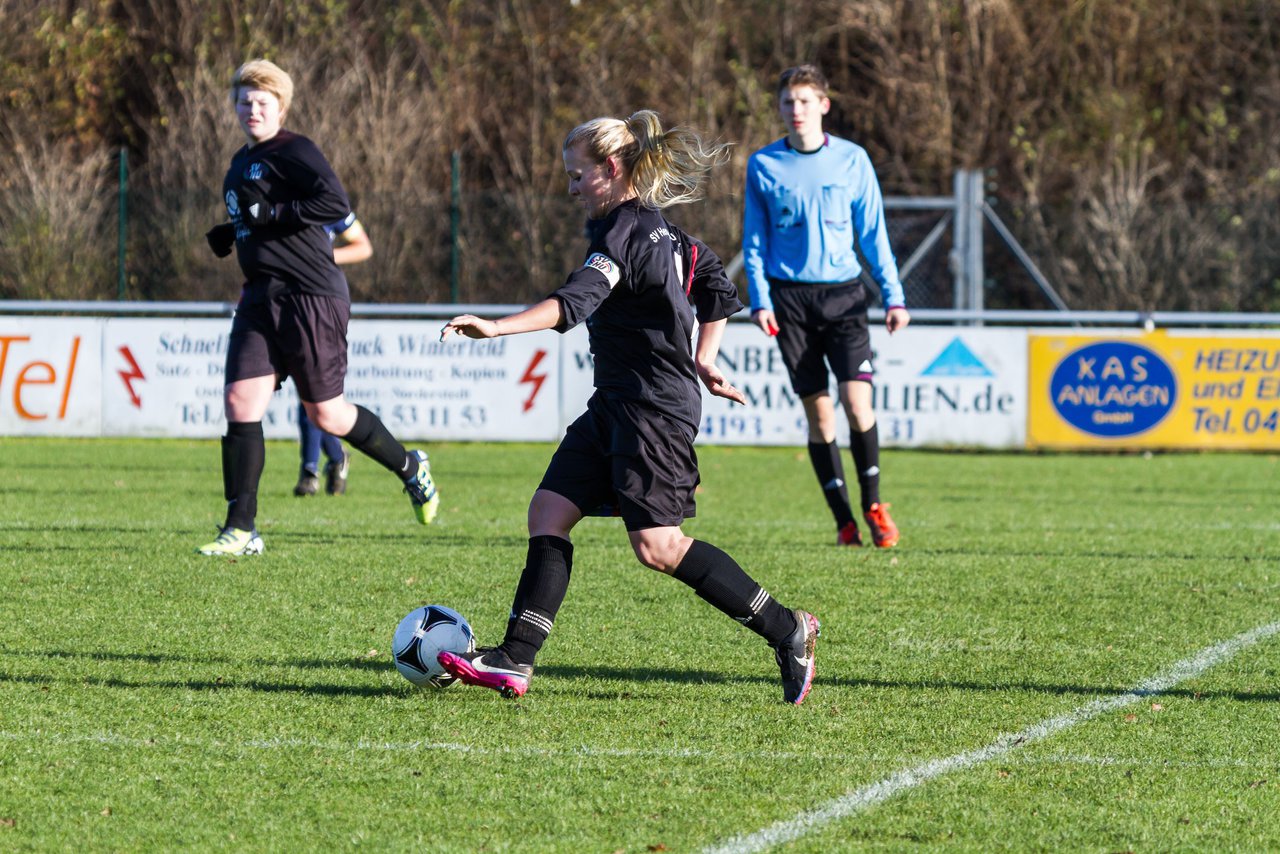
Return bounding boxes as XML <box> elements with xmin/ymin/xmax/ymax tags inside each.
<box><xmin>392</xmin><ymin>605</ymin><xmax>475</xmax><ymax>688</ymax></box>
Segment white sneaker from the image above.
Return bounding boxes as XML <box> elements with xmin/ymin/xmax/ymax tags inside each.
<box><xmin>403</xmin><ymin>450</ymin><xmax>439</xmax><ymax>524</ymax></box>
<box><xmin>196</xmin><ymin>526</ymin><xmax>264</xmax><ymax>556</ymax></box>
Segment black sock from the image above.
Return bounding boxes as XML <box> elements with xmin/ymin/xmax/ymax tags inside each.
<box><xmin>808</xmin><ymin>441</ymin><xmax>855</xmax><ymax>527</ymax></box>
<box><xmin>222</xmin><ymin>421</ymin><xmax>264</xmax><ymax>530</ymax></box>
<box><xmin>221</xmin><ymin>433</ymin><xmax>235</xmax><ymax>501</ymax></box>
<box><xmin>850</xmin><ymin>423</ymin><xmax>881</xmax><ymax>511</ymax></box>
<box><xmin>342</xmin><ymin>405</ymin><xmax>412</xmax><ymax>476</ymax></box>
<box><xmin>501</xmin><ymin>536</ymin><xmax>574</xmax><ymax>665</ymax></box>
<box><xmin>672</xmin><ymin>540</ymin><xmax>796</xmax><ymax>646</ymax></box>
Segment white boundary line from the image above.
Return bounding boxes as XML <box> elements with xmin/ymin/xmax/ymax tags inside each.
<box><xmin>704</xmin><ymin>619</ymin><xmax>1280</xmax><ymax>854</ymax></box>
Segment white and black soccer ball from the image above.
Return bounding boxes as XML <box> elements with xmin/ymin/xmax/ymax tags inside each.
<box><xmin>392</xmin><ymin>605</ymin><xmax>475</xmax><ymax>688</ymax></box>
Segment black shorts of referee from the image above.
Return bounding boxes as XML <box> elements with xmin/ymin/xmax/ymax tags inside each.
<box><xmin>224</xmin><ymin>290</ymin><xmax>350</xmax><ymax>402</ymax></box>
<box><xmin>768</xmin><ymin>277</ymin><xmax>874</xmax><ymax>398</ymax></box>
<box><xmin>539</xmin><ymin>393</ymin><xmax>700</xmax><ymax>532</ymax></box>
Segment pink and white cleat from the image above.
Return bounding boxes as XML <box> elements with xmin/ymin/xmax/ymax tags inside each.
<box><xmin>437</xmin><ymin>647</ymin><xmax>534</xmax><ymax>698</ymax></box>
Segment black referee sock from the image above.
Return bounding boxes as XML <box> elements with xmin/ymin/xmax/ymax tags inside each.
<box><xmin>672</xmin><ymin>540</ymin><xmax>797</xmax><ymax>646</ymax></box>
<box><xmin>501</xmin><ymin>535</ymin><xmax>574</xmax><ymax>666</ymax></box>
<box><xmin>808</xmin><ymin>441</ymin><xmax>855</xmax><ymax>527</ymax></box>
<box><xmin>341</xmin><ymin>405</ymin><xmax>412</xmax><ymax>476</ymax></box>
<box><xmin>850</xmin><ymin>423</ymin><xmax>881</xmax><ymax>511</ymax></box>
<box><xmin>222</xmin><ymin>420</ymin><xmax>264</xmax><ymax>531</ymax></box>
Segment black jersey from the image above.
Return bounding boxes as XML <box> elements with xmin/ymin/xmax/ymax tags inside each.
<box><xmin>551</xmin><ymin>200</ymin><xmax>744</xmax><ymax>429</ymax></box>
<box><xmin>222</xmin><ymin>130</ymin><xmax>351</xmax><ymax>303</ymax></box>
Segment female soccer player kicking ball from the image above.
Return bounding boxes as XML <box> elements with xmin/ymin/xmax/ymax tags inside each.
<box><xmin>438</xmin><ymin>111</ymin><xmax>819</xmax><ymax>705</ymax></box>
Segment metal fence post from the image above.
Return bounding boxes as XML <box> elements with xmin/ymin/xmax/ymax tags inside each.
<box><xmin>950</xmin><ymin>169</ymin><xmax>985</xmax><ymax>319</ymax></box>
<box><xmin>964</xmin><ymin>169</ymin><xmax>985</xmax><ymax>316</ymax></box>
<box><xmin>947</xmin><ymin>169</ymin><xmax>962</xmax><ymax>312</ymax></box>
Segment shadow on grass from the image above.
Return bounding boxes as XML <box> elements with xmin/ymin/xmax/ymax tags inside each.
<box><xmin>820</xmin><ymin>674</ymin><xmax>1280</xmax><ymax>704</ymax></box>
<box><xmin>8</xmin><ymin>457</ymin><xmax>181</xmax><ymax>473</ymax></box>
<box><xmin>537</xmin><ymin>664</ymin><xmax>750</xmax><ymax>686</ymax></box>
<box><xmin>3</xmin><ymin>648</ymin><xmax>736</xmax><ymax>694</ymax></box>
<box><xmin>0</xmin><ymin>669</ymin><xmax>401</xmax><ymax>698</ymax></box>
<box><xmin>5</xmin><ymin>648</ymin><xmax>1278</xmax><ymax>704</ymax></box>
<box><xmin>876</xmin><ymin>545</ymin><xmax>1278</xmax><ymax>564</ymax></box>
<box><xmin>3</xmin><ymin>647</ymin><xmax>388</xmax><ymax>671</ymax></box>
<box><xmin>267</xmin><ymin>530</ymin><xmax>531</xmax><ymax>548</ymax></box>
<box><xmin>727</xmin><ymin>536</ymin><xmax>1261</xmax><ymax>564</ymax></box>
<box><xmin>0</xmin><ymin>525</ymin><xmax>529</xmax><ymax>551</ymax></box>
<box><xmin>0</xmin><ymin>523</ymin><xmax>160</xmax><ymax>535</ymax></box>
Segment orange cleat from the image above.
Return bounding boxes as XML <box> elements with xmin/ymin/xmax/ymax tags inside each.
<box><xmin>836</xmin><ymin>520</ymin><xmax>863</xmax><ymax>547</ymax></box>
<box><xmin>863</xmin><ymin>502</ymin><xmax>899</xmax><ymax>548</ymax></box>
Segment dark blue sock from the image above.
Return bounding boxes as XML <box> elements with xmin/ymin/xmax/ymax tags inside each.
<box><xmin>298</xmin><ymin>404</ymin><xmax>322</xmax><ymax>473</ymax></box>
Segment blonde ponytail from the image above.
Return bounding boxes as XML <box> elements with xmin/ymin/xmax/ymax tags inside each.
<box><xmin>564</xmin><ymin>111</ymin><xmax>731</xmax><ymax>209</ymax></box>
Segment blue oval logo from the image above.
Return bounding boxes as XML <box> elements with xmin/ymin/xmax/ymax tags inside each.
<box><xmin>1049</xmin><ymin>341</ymin><xmax>1176</xmax><ymax>437</ymax></box>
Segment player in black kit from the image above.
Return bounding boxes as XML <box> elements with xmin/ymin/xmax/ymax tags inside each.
<box><xmin>198</xmin><ymin>59</ymin><xmax>438</xmax><ymax>556</ymax></box>
<box><xmin>438</xmin><ymin>110</ymin><xmax>819</xmax><ymax>705</ymax></box>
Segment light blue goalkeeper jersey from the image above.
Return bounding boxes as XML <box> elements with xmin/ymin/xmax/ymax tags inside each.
<box><xmin>742</xmin><ymin>134</ymin><xmax>904</xmax><ymax>314</ymax></box>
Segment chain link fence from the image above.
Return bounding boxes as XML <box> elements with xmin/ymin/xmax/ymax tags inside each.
<box><xmin>7</xmin><ymin>168</ymin><xmax>1277</xmax><ymax>315</ymax></box>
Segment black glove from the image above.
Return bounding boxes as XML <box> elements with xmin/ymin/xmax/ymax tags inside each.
<box><xmin>236</xmin><ymin>183</ymin><xmax>274</xmax><ymax>226</ymax></box>
<box><xmin>205</xmin><ymin>223</ymin><xmax>235</xmax><ymax>257</ymax></box>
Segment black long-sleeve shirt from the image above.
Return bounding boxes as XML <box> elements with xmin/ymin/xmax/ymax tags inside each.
<box><xmin>552</xmin><ymin>200</ymin><xmax>744</xmax><ymax>430</ymax></box>
<box><xmin>222</xmin><ymin>130</ymin><xmax>351</xmax><ymax>303</ymax></box>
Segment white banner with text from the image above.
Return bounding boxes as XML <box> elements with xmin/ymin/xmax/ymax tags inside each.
<box><xmin>563</xmin><ymin>324</ymin><xmax>1027</xmax><ymax>447</ymax></box>
<box><xmin>2</xmin><ymin>315</ymin><xmax>1025</xmax><ymax>447</ymax></box>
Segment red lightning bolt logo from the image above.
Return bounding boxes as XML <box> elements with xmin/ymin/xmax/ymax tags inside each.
<box><xmin>117</xmin><ymin>345</ymin><xmax>146</xmax><ymax>408</ymax></box>
<box><xmin>519</xmin><ymin>349</ymin><xmax>549</xmax><ymax>412</ymax></box>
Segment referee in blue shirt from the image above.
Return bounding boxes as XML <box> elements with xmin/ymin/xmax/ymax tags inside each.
<box><xmin>743</xmin><ymin>64</ymin><xmax>910</xmax><ymax>548</ymax></box>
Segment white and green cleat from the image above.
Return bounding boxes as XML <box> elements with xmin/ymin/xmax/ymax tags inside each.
<box><xmin>404</xmin><ymin>450</ymin><xmax>440</xmax><ymax>525</ymax></box>
<box><xmin>196</xmin><ymin>526</ymin><xmax>264</xmax><ymax>556</ymax></box>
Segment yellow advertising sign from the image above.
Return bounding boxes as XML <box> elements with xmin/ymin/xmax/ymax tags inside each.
<box><xmin>1029</xmin><ymin>330</ymin><xmax>1280</xmax><ymax>450</ymax></box>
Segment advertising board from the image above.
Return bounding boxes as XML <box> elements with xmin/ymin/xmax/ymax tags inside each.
<box><xmin>1028</xmin><ymin>330</ymin><xmax>1280</xmax><ymax>450</ymax></box>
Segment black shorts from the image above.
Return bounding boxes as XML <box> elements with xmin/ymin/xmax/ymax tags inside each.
<box><xmin>539</xmin><ymin>394</ymin><xmax>699</xmax><ymax>532</ymax></box>
<box><xmin>770</xmin><ymin>279</ymin><xmax>874</xmax><ymax>398</ymax></box>
<box><xmin>225</xmin><ymin>291</ymin><xmax>350</xmax><ymax>402</ymax></box>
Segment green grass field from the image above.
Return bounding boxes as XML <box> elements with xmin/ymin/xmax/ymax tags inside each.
<box><xmin>2</xmin><ymin>438</ymin><xmax>1277</xmax><ymax>852</ymax></box>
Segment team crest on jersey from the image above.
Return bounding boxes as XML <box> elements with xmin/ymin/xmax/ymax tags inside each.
<box><xmin>245</xmin><ymin>162</ymin><xmax>265</xmax><ymax>180</ymax></box>
<box><xmin>584</xmin><ymin>253</ymin><xmax>621</xmax><ymax>288</ymax></box>
<box><xmin>225</xmin><ymin>190</ymin><xmax>240</xmax><ymax>216</ymax></box>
